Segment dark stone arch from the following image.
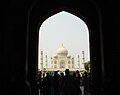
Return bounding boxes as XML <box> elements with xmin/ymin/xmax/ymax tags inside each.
<box><xmin>27</xmin><ymin>0</ymin><xmax>103</xmax><ymax>95</ymax></box>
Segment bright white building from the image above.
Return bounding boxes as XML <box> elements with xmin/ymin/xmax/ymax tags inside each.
<box><xmin>40</xmin><ymin>44</ymin><xmax>85</xmax><ymax>72</ymax></box>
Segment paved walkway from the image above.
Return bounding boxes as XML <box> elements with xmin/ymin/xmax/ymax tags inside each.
<box><xmin>80</xmin><ymin>86</ymin><xmax>84</xmax><ymax>95</ymax></box>
<box><xmin>39</xmin><ymin>86</ymin><xmax>85</xmax><ymax>95</ymax></box>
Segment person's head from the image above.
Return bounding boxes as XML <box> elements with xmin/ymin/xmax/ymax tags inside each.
<box><xmin>60</xmin><ymin>72</ymin><xmax>64</xmax><ymax>76</ymax></box>
<box><xmin>54</xmin><ymin>71</ymin><xmax>58</xmax><ymax>75</ymax></box>
<box><xmin>65</xmin><ymin>69</ymin><xmax>70</xmax><ymax>75</ymax></box>
<box><xmin>73</xmin><ymin>72</ymin><xmax>76</xmax><ymax>77</ymax></box>
<box><xmin>76</xmin><ymin>70</ymin><xmax>79</xmax><ymax>74</ymax></box>
<box><xmin>46</xmin><ymin>72</ymin><xmax>49</xmax><ymax>76</ymax></box>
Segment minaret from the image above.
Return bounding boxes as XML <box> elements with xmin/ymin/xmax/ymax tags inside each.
<box><xmin>45</xmin><ymin>55</ymin><xmax>48</xmax><ymax>68</ymax></box>
<box><xmin>51</xmin><ymin>57</ymin><xmax>53</xmax><ymax>68</ymax></box>
<box><xmin>78</xmin><ymin>55</ymin><xmax>80</xmax><ymax>68</ymax></box>
<box><xmin>82</xmin><ymin>50</ymin><xmax>85</xmax><ymax>70</ymax></box>
<box><xmin>40</xmin><ymin>51</ymin><xmax>43</xmax><ymax>71</ymax></box>
<box><xmin>82</xmin><ymin>51</ymin><xmax>85</xmax><ymax>63</ymax></box>
<box><xmin>72</xmin><ymin>57</ymin><xmax>74</xmax><ymax>68</ymax></box>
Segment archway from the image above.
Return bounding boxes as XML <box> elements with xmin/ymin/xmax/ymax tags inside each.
<box><xmin>39</xmin><ymin>10</ymin><xmax>90</xmax><ymax>73</ymax></box>
<box><xmin>27</xmin><ymin>0</ymin><xmax>103</xmax><ymax>95</ymax></box>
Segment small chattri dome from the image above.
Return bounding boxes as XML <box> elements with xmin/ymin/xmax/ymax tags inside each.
<box><xmin>57</xmin><ymin>44</ymin><xmax>68</xmax><ymax>56</ymax></box>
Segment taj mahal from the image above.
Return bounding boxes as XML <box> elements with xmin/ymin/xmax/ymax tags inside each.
<box><xmin>39</xmin><ymin>44</ymin><xmax>85</xmax><ymax>72</ymax></box>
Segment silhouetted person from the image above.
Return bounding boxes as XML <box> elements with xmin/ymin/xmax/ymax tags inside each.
<box><xmin>37</xmin><ymin>71</ymin><xmax>42</xmax><ymax>95</ymax></box>
<box><xmin>83</xmin><ymin>72</ymin><xmax>90</xmax><ymax>95</ymax></box>
<box><xmin>73</xmin><ymin>71</ymin><xmax>76</xmax><ymax>77</ymax></box>
<box><xmin>76</xmin><ymin>70</ymin><xmax>82</xmax><ymax>95</ymax></box>
<box><xmin>42</xmin><ymin>72</ymin><xmax>52</xmax><ymax>95</ymax></box>
<box><xmin>61</xmin><ymin>69</ymin><xmax>75</xmax><ymax>95</ymax></box>
<box><xmin>52</xmin><ymin>71</ymin><xmax>60</xmax><ymax>95</ymax></box>
<box><xmin>59</xmin><ymin>72</ymin><xmax>64</xmax><ymax>87</ymax></box>
<box><xmin>58</xmin><ymin>72</ymin><xmax>64</xmax><ymax>95</ymax></box>
<box><xmin>72</xmin><ymin>71</ymin><xmax>82</xmax><ymax>95</ymax></box>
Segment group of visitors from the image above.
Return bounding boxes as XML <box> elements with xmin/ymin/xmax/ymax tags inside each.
<box><xmin>37</xmin><ymin>69</ymin><xmax>90</xmax><ymax>95</ymax></box>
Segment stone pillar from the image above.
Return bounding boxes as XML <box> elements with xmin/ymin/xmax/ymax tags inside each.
<box><xmin>45</xmin><ymin>55</ymin><xmax>48</xmax><ymax>68</ymax></box>
<box><xmin>72</xmin><ymin>57</ymin><xmax>74</xmax><ymax>68</ymax></box>
<box><xmin>41</xmin><ymin>51</ymin><xmax>43</xmax><ymax>71</ymax></box>
<box><xmin>82</xmin><ymin>51</ymin><xmax>85</xmax><ymax>70</ymax></box>
<box><xmin>78</xmin><ymin>55</ymin><xmax>80</xmax><ymax>69</ymax></box>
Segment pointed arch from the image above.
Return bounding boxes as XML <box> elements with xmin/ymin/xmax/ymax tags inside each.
<box><xmin>26</xmin><ymin>0</ymin><xmax>104</xmax><ymax>95</ymax></box>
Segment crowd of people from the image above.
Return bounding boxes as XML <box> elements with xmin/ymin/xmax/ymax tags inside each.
<box><xmin>37</xmin><ymin>69</ymin><xmax>90</xmax><ymax>95</ymax></box>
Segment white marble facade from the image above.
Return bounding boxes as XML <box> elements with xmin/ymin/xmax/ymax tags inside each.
<box><xmin>51</xmin><ymin>44</ymin><xmax>74</xmax><ymax>71</ymax></box>
<box><xmin>40</xmin><ymin>44</ymin><xmax>85</xmax><ymax>72</ymax></box>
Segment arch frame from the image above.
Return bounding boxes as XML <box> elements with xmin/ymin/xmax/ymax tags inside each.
<box><xmin>26</xmin><ymin>0</ymin><xmax>104</xmax><ymax>95</ymax></box>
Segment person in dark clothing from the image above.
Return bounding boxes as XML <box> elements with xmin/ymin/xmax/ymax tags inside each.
<box><xmin>75</xmin><ymin>70</ymin><xmax>82</xmax><ymax>95</ymax></box>
<box><xmin>52</xmin><ymin>71</ymin><xmax>60</xmax><ymax>95</ymax></box>
<box><xmin>58</xmin><ymin>72</ymin><xmax>64</xmax><ymax>95</ymax></box>
<box><xmin>42</xmin><ymin>72</ymin><xmax>52</xmax><ymax>95</ymax></box>
<box><xmin>72</xmin><ymin>71</ymin><xmax>82</xmax><ymax>95</ymax></box>
<box><xmin>61</xmin><ymin>69</ymin><xmax>75</xmax><ymax>95</ymax></box>
<box><xmin>83</xmin><ymin>72</ymin><xmax>90</xmax><ymax>95</ymax></box>
<box><xmin>37</xmin><ymin>71</ymin><xmax>42</xmax><ymax>95</ymax></box>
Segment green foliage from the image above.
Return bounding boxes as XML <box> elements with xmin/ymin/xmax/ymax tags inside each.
<box><xmin>84</xmin><ymin>61</ymin><xmax>90</xmax><ymax>71</ymax></box>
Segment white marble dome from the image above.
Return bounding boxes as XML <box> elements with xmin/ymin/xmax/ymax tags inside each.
<box><xmin>57</xmin><ymin>44</ymin><xmax>68</xmax><ymax>56</ymax></box>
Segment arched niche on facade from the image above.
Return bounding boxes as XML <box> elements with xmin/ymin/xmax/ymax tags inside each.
<box><xmin>60</xmin><ymin>60</ymin><xmax>65</xmax><ymax>68</ymax></box>
<box><xmin>26</xmin><ymin>0</ymin><xmax>103</xmax><ymax>95</ymax></box>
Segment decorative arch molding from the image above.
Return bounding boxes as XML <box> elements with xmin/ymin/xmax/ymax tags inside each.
<box><xmin>60</xmin><ymin>60</ymin><xmax>65</xmax><ymax>68</ymax></box>
<box><xmin>26</xmin><ymin>0</ymin><xmax>104</xmax><ymax>95</ymax></box>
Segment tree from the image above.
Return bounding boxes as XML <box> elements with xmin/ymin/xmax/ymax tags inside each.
<box><xmin>84</xmin><ymin>61</ymin><xmax>90</xmax><ymax>71</ymax></box>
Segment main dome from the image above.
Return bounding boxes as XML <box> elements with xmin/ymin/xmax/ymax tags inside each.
<box><xmin>57</xmin><ymin>44</ymin><xmax>68</xmax><ymax>56</ymax></box>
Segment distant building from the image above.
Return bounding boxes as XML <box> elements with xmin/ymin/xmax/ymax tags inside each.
<box><xmin>40</xmin><ymin>44</ymin><xmax>85</xmax><ymax>72</ymax></box>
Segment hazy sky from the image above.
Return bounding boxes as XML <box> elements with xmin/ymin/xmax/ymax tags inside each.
<box><xmin>38</xmin><ymin>11</ymin><xmax>90</xmax><ymax>68</ymax></box>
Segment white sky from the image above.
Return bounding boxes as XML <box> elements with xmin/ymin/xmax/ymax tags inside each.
<box><xmin>38</xmin><ymin>11</ymin><xmax>90</xmax><ymax>69</ymax></box>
